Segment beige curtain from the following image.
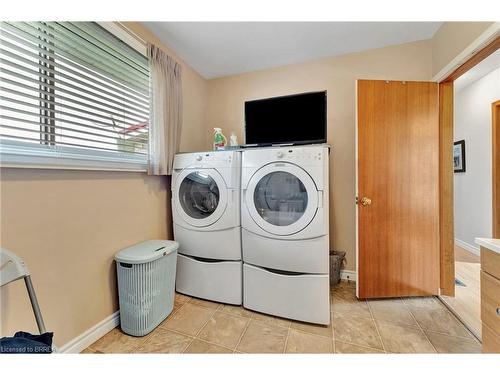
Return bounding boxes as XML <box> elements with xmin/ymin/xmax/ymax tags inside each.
<box><xmin>147</xmin><ymin>43</ymin><xmax>182</xmax><ymax>175</ymax></box>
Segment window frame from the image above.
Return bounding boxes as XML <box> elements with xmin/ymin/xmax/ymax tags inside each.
<box><xmin>0</xmin><ymin>22</ymin><xmax>149</xmax><ymax>172</ymax></box>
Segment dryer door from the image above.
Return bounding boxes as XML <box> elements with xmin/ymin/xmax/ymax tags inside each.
<box><xmin>245</xmin><ymin>162</ymin><xmax>319</xmax><ymax>236</ymax></box>
<box><xmin>174</xmin><ymin>168</ymin><xmax>228</xmax><ymax>227</ymax></box>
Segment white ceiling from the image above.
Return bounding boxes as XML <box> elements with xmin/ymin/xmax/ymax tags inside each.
<box><xmin>143</xmin><ymin>22</ymin><xmax>442</xmax><ymax>79</ymax></box>
<box><xmin>454</xmin><ymin>49</ymin><xmax>500</xmax><ymax>93</ymax></box>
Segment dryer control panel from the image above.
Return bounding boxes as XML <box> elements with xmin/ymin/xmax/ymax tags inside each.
<box><xmin>276</xmin><ymin>148</ymin><xmax>323</xmax><ymax>161</ymax></box>
<box><xmin>242</xmin><ymin>145</ymin><xmax>328</xmax><ymax>168</ymax></box>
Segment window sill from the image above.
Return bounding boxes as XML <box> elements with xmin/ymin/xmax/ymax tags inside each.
<box><xmin>0</xmin><ymin>142</ymin><xmax>148</xmax><ymax>172</ymax></box>
<box><xmin>1</xmin><ymin>160</ymin><xmax>148</xmax><ymax>173</ymax></box>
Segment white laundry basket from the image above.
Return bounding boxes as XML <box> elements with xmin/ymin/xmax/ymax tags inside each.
<box><xmin>115</xmin><ymin>240</ymin><xmax>178</xmax><ymax>336</ymax></box>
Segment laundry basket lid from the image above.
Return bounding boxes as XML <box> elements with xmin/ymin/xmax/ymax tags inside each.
<box><xmin>115</xmin><ymin>240</ymin><xmax>178</xmax><ymax>264</ymax></box>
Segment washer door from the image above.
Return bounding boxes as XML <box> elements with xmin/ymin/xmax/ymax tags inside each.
<box><xmin>174</xmin><ymin>168</ymin><xmax>228</xmax><ymax>227</ymax></box>
<box><xmin>245</xmin><ymin>162</ymin><xmax>318</xmax><ymax>236</ymax></box>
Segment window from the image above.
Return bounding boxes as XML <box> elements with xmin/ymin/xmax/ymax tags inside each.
<box><xmin>0</xmin><ymin>22</ymin><xmax>150</xmax><ymax>170</ymax></box>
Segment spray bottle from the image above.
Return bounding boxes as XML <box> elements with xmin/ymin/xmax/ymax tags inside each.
<box><xmin>213</xmin><ymin>128</ymin><xmax>227</xmax><ymax>151</ymax></box>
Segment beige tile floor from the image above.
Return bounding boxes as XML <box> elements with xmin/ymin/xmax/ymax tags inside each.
<box><xmin>83</xmin><ymin>281</ymin><xmax>481</xmax><ymax>354</ymax></box>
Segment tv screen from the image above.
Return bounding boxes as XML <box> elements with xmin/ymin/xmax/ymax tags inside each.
<box><xmin>245</xmin><ymin>91</ymin><xmax>327</xmax><ymax>146</ymax></box>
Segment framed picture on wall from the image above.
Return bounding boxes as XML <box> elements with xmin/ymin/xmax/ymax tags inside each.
<box><xmin>454</xmin><ymin>140</ymin><xmax>466</xmax><ymax>173</ymax></box>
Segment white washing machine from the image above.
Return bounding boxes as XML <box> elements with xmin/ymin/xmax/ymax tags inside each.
<box><xmin>241</xmin><ymin>145</ymin><xmax>330</xmax><ymax>324</ymax></box>
<box><xmin>172</xmin><ymin>150</ymin><xmax>242</xmax><ymax>304</ymax></box>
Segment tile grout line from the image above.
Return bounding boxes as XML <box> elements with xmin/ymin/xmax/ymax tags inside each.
<box><xmin>331</xmin><ymin>307</ymin><xmax>336</xmax><ymax>354</ymax></box>
<box><xmin>282</xmin><ymin>326</ymin><xmax>292</xmax><ymax>354</ymax></box>
<box><xmin>436</xmin><ymin>297</ymin><xmax>481</xmax><ymax>343</ymax></box>
<box><xmin>331</xmin><ymin>284</ymin><xmax>387</xmax><ymax>354</ymax></box>
<box><xmin>182</xmin><ymin>335</ymin><xmax>236</xmax><ymax>353</ymax></box>
<box><xmin>329</xmin><ymin>291</ymin><xmax>336</xmax><ymax>353</ymax></box>
<box><xmin>195</xmin><ymin>336</ymin><xmax>237</xmax><ymax>352</ymax></box>
<box><xmin>190</xmin><ymin>303</ymin><xmax>294</xmax><ymax>352</ymax></box>
<box><xmin>180</xmin><ymin>337</ymin><xmax>195</xmax><ymax>354</ymax></box>
<box><xmin>422</xmin><ymin>328</ymin><xmax>481</xmax><ymax>342</ymax></box>
<box><xmin>184</xmin><ymin>297</ymin><xmax>301</xmax><ymax>332</ymax></box>
<box><xmin>292</xmin><ymin>327</ymin><xmax>334</xmax><ymax>339</ymax></box>
<box><xmin>180</xmin><ymin>299</ymin><xmax>307</xmax><ymax>349</ymax></box>
<box><xmin>250</xmin><ymin>313</ymin><xmax>291</xmax><ymax>330</ymax></box>
<box><xmin>191</xmin><ymin>304</ymin><xmax>254</xmax><ymax>352</ymax></box>
<box><xmin>217</xmin><ymin>307</ymin><xmax>254</xmax><ymax>320</ymax></box>
<box><xmin>188</xmin><ymin>297</ymin><xmax>291</xmax><ymax>329</ymax></box>
<box><xmin>365</xmin><ymin>299</ymin><xmax>387</xmax><ymax>353</ymax></box>
<box><xmin>194</xmin><ymin>305</ymin><xmax>220</xmax><ymax>337</ymax></box>
<box><xmin>157</xmin><ymin>326</ymin><xmax>237</xmax><ymax>353</ymax></box>
<box><xmin>334</xmin><ymin>339</ymin><xmax>386</xmax><ymax>353</ymax></box>
<box><xmin>146</xmin><ymin>300</ymin><xmax>191</xmax><ymax>342</ymax></box>
<box><xmin>400</xmin><ymin>297</ymin><xmax>438</xmax><ymax>353</ymax></box>
<box><xmin>406</xmin><ymin>296</ymin><xmax>480</xmax><ymax>342</ymax></box>
<box><xmin>286</xmin><ymin>325</ymin><xmax>337</xmax><ymax>354</ymax></box>
<box><xmin>169</xmin><ymin>297</ymin><xmax>192</xmax><ymax>319</ymax></box>
<box><xmin>163</xmin><ymin>300</ymin><xmax>222</xmax><ymax>353</ymax></box>
<box><xmin>234</xmin><ymin>317</ymin><xmax>291</xmax><ymax>354</ymax></box>
<box><xmin>331</xmin><ymin>284</ymin><xmax>386</xmax><ymax>353</ymax></box>
<box><xmin>232</xmin><ymin>318</ymin><xmax>252</xmax><ymax>353</ymax></box>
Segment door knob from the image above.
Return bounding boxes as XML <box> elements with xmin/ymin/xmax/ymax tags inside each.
<box><xmin>360</xmin><ymin>197</ymin><xmax>372</xmax><ymax>206</ymax></box>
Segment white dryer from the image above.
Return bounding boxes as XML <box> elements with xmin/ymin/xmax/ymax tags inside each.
<box><xmin>241</xmin><ymin>145</ymin><xmax>330</xmax><ymax>324</ymax></box>
<box><xmin>172</xmin><ymin>150</ymin><xmax>242</xmax><ymax>304</ymax></box>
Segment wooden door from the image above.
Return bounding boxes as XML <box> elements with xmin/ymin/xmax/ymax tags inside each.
<box><xmin>493</xmin><ymin>100</ymin><xmax>500</xmax><ymax>238</ymax></box>
<box><xmin>357</xmin><ymin>80</ymin><xmax>440</xmax><ymax>298</ymax></box>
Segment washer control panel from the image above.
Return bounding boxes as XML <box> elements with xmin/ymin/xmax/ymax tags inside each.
<box><xmin>173</xmin><ymin>150</ymin><xmax>240</xmax><ymax>171</ymax></box>
<box><xmin>192</xmin><ymin>152</ymin><xmax>233</xmax><ymax>164</ymax></box>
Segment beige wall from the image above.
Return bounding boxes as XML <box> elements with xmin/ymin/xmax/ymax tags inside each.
<box><xmin>0</xmin><ymin>22</ymin><xmax>208</xmax><ymax>347</ymax></box>
<box><xmin>0</xmin><ymin>170</ymin><xmax>170</xmax><ymax>346</ymax></box>
<box><xmin>206</xmin><ymin>40</ymin><xmax>433</xmax><ymax>271</ymax></box>
<box><xmin>431</xmin><ymin>22</ymin><xmax>495</xmax><ymax>77</ymax></box>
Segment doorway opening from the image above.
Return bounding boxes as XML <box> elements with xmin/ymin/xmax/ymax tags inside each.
<box><xmin>440</xmin><ymin>47</ymin><xmax>500</xmax><ymax>340</ymax></box>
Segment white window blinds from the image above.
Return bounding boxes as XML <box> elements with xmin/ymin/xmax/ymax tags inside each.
<box><xmin>0</xmin><ymin>22</ymin><xmax>150</xmax><ymax>170</ymax></box>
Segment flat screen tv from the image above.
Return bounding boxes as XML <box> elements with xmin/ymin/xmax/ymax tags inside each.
<box><xmin>244</xmin><ymin>91</ymin><xmax>327</xmax><ymax>146</ymax></box>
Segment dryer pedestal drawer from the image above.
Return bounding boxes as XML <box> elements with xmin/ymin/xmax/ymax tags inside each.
<box><xmin>176</xmin><ymin>254</ymin><xmax>242</xmax><ymax>305</ymax></box>
<box><xmin>243</xmin><ymin>263</ymin><xmax>330</xmax><ymax>325</ymax></box>
<box><xmin>242</xmin><ymin>229</ymin><xmax>329</xmax><ymax>274</ymax></box>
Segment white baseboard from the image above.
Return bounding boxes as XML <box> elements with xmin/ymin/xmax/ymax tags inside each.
<box><xmin>340</xmin><ymin>270</ymin><xmax>357</xmax><ymax>282</ymax></box>
<box><xmin>455</xmin><ymin>238</ymin><xmax>480</xmax><ymax>257</ymax></box>
<box><xmin>58</xmin><ymin>311</ymin><xmax>120</xmax><ymax>353</ymax></box>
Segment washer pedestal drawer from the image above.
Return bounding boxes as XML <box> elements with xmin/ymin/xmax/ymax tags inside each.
<box><xmin>174</xmin><ymin>223</ymin><xmax>241</xmax><ymax>261</ymax></box>
<box><xmin>243</xmin><ymin>263</ymin><xmax>330</xmax><ymax>325</ymax></box>
<box><xmin>176</xmin><ymin>254</ymin><xmax>242</xmax><ymax>305</ymax></box>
